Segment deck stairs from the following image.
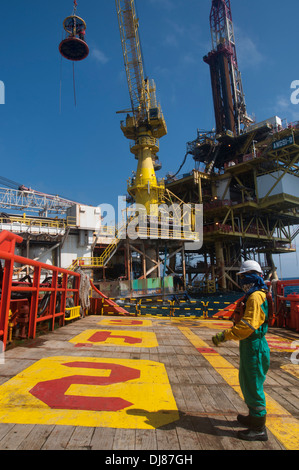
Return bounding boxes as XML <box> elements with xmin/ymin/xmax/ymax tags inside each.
<box><xmin>68</xmin><ymin>221</ymin><xmax>127</xmax><ymax>271</ymax></box>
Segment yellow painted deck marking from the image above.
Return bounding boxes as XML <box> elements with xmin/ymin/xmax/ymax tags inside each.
<box><xmin>179</xmin><ymin>326</ymin><xmax>299</xmax><ymax>450</ymax></box>
<box><xmin>98</xmin><ymin>318</ymin><xmax>152</xmax><ymax>327</ymax></box>
<box><xmin>281</xmin><ymin>364</ymin><xmax>299</xmax><ymax>379</ymax></box>
<box><xmin>69</xmin><ymin>329</ymin><xmax>158</xmax><ymax>348</ymax></box>
<box><xmin>0</xmin><ymin>356</ymin><xmax>179</xmax><ymax>429</ymax></box>
<box><xmin>266</xmin><ymin>334</ymin><xmax>297</xmax><ymax>352</ymax></box>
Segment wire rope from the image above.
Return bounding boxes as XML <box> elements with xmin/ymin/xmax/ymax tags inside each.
<box><xmin>73</xmin><ymin>62</ymin><xmax>77</xmax><ymax>107</ymax></box>
<box><xmin>59</xmin><ymin>54</ymin><xmax>63</xmax><ymax>114</ymax></box>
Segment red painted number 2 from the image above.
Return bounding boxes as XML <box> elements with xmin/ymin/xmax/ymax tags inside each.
<box><xmin>29</xmin><ymin>361</ymin><xmax>140</xmax><ymax>412</ymax></box>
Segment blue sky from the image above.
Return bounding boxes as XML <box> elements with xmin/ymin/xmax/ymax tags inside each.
<box><xmin>0</xmin><ymin>0</ymin><xmax>298</xmax><ymax>276</ymax></box>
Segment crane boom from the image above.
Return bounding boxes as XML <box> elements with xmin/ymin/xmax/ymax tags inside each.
<box><xmin>115</xmin><ymin>0</ymin><xmax>147</xmax><ymax>121</ymax></box>
<box><xmin>115</xmin><ymin>0</ymin><xmax>167</xmax><ymax>213</ymax></box>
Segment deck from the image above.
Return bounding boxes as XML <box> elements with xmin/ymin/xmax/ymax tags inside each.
<box><xmin>0</xmin><ymin>314</ymin><xmax>298</xmax><ymax>452</ymax></box>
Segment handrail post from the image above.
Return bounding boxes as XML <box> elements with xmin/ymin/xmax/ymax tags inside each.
<box><xmin>61</xmin><ymin>273</ymin><xmax>68</xmax><ymax>327</ymax></box>
<box><xmin>0</xmin><ymin>257</ymin><xmax>14</xmax><ymax>349</ymax></box>
<box><xmin>28</xmin><ymin>266</ymin><xmax>41</xmax><ymax>339</ymax></box>
<box><xmin>50</xmin><ymin>271</ymin><xmax>58</xmax><ymax>331</ymax></box>
<box><xmin>73</xmin><ymin>275</ymin><xmax>80</xmax><ymax>307</ymax></box>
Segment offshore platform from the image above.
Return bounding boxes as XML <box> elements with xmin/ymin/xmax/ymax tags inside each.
<box><xmin>165</xmin><ymin>0</ymin><xmax>299</xmax><ymax>293</ymax></box>
<box><xmin>0</xmin><ymin>2</ymin><xmax>298</xmax><ymax>453</ymax></box>
<box><xmin>88</xmin><ymin>0</ymin><xmax>299</xmax><ymax>297</ymax></box>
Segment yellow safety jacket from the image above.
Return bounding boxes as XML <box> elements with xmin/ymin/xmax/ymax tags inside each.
<box><xmin>224</xmin><ymin>290</ymin><xmax>268</xmax><ymax>342</ymax></box>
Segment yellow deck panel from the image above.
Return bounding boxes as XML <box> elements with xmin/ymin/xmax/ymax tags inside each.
<box><xmin>69</xmin><ymin>329</ymin><xmax>158</xmax><ymax>348</ymax></box>
<box><xmin>0</xmin><ymin>356</ymin><xmax>178</xmax><ymax>429</ymax></box>
<box><xmin>98</xmin><ymin>318</ymin><xmax>152</xmax><ymax>327</ymax></box>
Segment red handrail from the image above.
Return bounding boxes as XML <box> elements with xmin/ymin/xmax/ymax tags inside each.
<box><xmin>90</xmin><ymin>279</ymin><xmax>130</xmax><ymax>316</ymax></box>
<box><xmin>0</xmin><ymin>231</ymin><xmax>80</xmax><ymax>349</ymax></box>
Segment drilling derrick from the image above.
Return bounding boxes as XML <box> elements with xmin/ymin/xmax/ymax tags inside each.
<box><xmin>116</xmin><ymin>0</ymin><xmax>167</xmax><ymax>213</ymax></box>
<box><xmin>166</xmin><ymin>0</ymin><xmax>299</xmax><ymax>294</ymax></box>
<box><xmin>204</xmin><ymin>0</ymin><xmax>251</xmax><ymax>136</ymax></box>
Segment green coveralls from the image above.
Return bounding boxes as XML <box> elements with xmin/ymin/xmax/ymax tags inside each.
<box><xmin>224</xmin><ymin>290</ymin><xmax>270</xmax><ymax>418</ymax></box>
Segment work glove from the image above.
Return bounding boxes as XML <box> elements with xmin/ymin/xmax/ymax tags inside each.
<box><xmin>212</xmin><ymin>331</ymin><xmax>225</xmax><ymax>347</ymax></box>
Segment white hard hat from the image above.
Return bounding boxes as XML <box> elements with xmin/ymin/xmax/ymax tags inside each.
<box><xmin>237</xmin><ymin>260</ymin><xmax>263</xmax><ymax>275</ymax></box>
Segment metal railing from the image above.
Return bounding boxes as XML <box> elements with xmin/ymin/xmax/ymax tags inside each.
<box><xmin>0</xmin><ymin>187</ymin><xmax>76</xmax><ymax>215</ymax></box>
<box><xmin>69</xmin><ymin>225</ymin><xmax>200</xmax><ymax>271</ymax></box>
<box><xmin>0</xmin><ymin>215</ymin><xmax>76</xmax><ymax>229</ymax></box>
<box><xmin>0</xmin><ymin>231</ymin><xmax>80</xmax><ymax>349</ymax></box>
<box><xmin>65</xmin><ymin>306</ymin><xmax>81</xmax><ymax>322</ymax></box>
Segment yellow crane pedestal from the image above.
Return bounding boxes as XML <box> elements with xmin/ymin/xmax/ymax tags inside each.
<box><xmin>126</xmin><ymin>129</ymin><xmax>165</xmax><ymax>213</ymax></box>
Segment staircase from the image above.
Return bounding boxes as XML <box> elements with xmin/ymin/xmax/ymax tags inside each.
<box><xmin>68</xmin><ymin>222</ymin><xmax>127</xmax><ymax>271</ymax></box>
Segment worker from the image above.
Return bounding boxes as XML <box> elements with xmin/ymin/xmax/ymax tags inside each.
<box><xmin>212</xmin><ymin>260</ymin><xmax>270</xmax><ymax>442</ymax></box>
<box><xmin>172</xmin><ymin>273</ymin><xmax>183</xmax><ymax>292</ymax></box>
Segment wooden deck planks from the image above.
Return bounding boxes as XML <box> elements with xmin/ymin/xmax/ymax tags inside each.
<box><xmin>113</xmin><ymin>429</ymin><xmax>136</xmax><ymax>450</ymax></box>
<box><xmin>135</xmin><ymin>428</ymin><xmax>157</xmax><ymax>450</ymax></box>
<box><xmin>0</xmin><ymin>315</ymin><xmax>297</xmax><ymax>450</ymax></box>
<box><xmin>18</xmin><ymin>425</ymin><xmax>55</xmax><ymax>451</ymax></box>
<box><xmin>90</xmin><ymin>427</ymin><xmax>117</xmax><ymax>450</ymax></box>
<box><xmin>0</xmin><ymin>424</ymin><xmax>35</xmax><ymax>450</ymax></box>
<box><xmin>41</xmin><ymin>425</ymin><xmax>76</xmax><ymax>450</ymax></box>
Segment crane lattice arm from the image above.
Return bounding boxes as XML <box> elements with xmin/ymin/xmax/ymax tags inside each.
<box><xmin>115</xmin><ymin>0</ymin><xmax>148</xmax><ymax>122</ymax></box>
<box><xmin>115</xmin><ymin>0</ymin><xmax>167</xmax><ymax>213</ymax></box>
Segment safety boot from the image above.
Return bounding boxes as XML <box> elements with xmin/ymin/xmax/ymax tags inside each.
<box><xmin>237</xmin><ymin>416</ymin><xmax>268</xmax><ymax>442</ymax></box>
<box><xmin>237</xmin><ymin>414</ymin><xmax>252</xmax><ymax>427</ymax></box>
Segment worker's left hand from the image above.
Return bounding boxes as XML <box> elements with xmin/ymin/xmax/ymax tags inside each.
<box><xmin>212</xmin><ymin>332</ymin><xmax>225</xmax><ymax>347</ymax></box>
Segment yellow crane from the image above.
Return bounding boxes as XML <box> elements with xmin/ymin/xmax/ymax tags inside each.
<box><xmin>115</xmin><ymin>0</ymin><xmax>167</xmax><ymax>214</ymax></box>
